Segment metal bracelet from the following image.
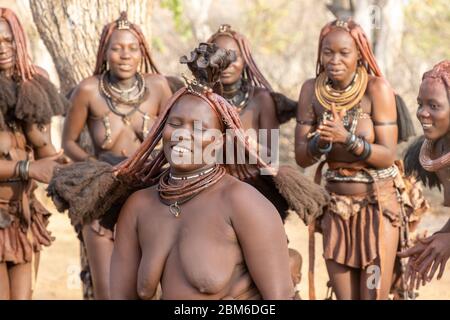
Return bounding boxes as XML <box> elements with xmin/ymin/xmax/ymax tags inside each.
<box><xmin>318</xmin><ymin>141</ymin><xmax>333</xmax><ymax>154</ymax></box>
<box><xmin>349</xmin><ymin>137</ymin><xmax>363</xmax><ymax>154</ymax></box>
<box><xmin>356</xmin><ymin>139</ymin><xmax>372</xmax><ymax>161</ymax></box>
<box><xmin>18</xmin><ymin>160</ymin><xmax>30</xmax><ymax>181</ymax></box>
<box><xmin>24</xmin><ymin>160</ymin><xmax>30</xmax><ymax>180</ymax></box>
<box><xmin>307</xmin><ymin>134</ymin><xmax>322</xmax><ymax>161</ymax></box>
<box><xmin>345</xmin><ymin>133</ymin><xmax>357</xmax><ymax>151</ymax></box>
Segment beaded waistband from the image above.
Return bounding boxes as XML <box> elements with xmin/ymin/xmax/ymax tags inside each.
<box><xmin>325</xmin><ymin>165</ymin><xmax>398</xmax><ymax>183</ymax></box>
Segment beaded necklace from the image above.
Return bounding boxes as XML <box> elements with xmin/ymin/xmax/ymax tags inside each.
<box><xmin>315</xmin><ymin>66</ymin><xmax>368</xmax><ymax>113</ymax></box>
<box><xmin>419</xmin><ymin>138</ymin><xmax>450</xmax><ymax>172</ymax></box>
<box><xmin>158</xmin><ymin>165</ymin><xmax>226</xmax><ymax>217</ymax></box>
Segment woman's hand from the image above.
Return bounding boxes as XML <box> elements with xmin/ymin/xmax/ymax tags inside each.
<box><xmin>398</xmin><ymin>240</ymin><xmax>429</xmax><ymax>290</ymax></box>
<box><xmin>29</xmin><ymin>150</ymin><xmax>64</xmax><ymax>184</ymax></box>
<box><xmin>316</xmin><ymin>104</ymin><xmax>350</xmax><ymax>144</ymax></box>
<box><xmin>398</xmin><ymin>232</ymin><xmax>450</xmax><ymax>288</ymax></box>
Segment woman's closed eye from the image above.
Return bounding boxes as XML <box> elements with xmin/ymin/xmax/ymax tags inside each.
<box><xmin>167</xmin><ymin>121</ymin><xmax>182</xmax><ymax>127</ymax></box>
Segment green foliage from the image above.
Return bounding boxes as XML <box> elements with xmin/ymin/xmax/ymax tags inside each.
<box><xmin>160</xmin><ymin>0</ymin><xmax>192</xmax><ymax>40</ymax></box>
<box><xmin>404</xmin><ymin>0</ymin><xmax>450</xmax><ymax>59</ymax></box>
<box><xmin>152</xmin><ymin>36</ymin><xmax>165</xmax><ymax>53</ymax></box>
<box><xmin>243</xmin><ymin>0</ymin><xmax>293</xmax><ymax>55</ymax></box>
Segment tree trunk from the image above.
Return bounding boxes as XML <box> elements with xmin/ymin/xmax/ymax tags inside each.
<box><xmin>326</xmin><ymin>0</ymin><xmax>353</xmax><ymax>20</ymax></box>
<box><xmin>374</xmin><ymin>0</ymin><xmax>404</xmax><ymax>77</ymax></box>
<box><xmin>352</xmin><ymin>0</ymin><xmax>376</xmax><ymax>44</ymax></box>
<box><xmin>29</xmin><ymin>0</ymin><xmax>153</xmax><ymax>95</ymax></box>
<box><xmin>182</xmin><ymin>0</ymin><xmax>212</xmax><ymax>42</ymax></box>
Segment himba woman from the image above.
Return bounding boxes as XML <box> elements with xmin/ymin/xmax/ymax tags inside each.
<box><xmin>109</xmin><ymin>43</ymin><xmax>296</xmax><ymax>299</ymax></box>
<box><xmin>295</xmin><ymin>18</ymin><xmax>406</xmax><ymax>300</ymax></box>
<box><xmin>206</xmin><ymin>25</ymin><xmax>302</xmax><ymax>220</ymax></box>
<box><xmin>400</xmin><ymin>60</ymin><xmax>450</xmax><ymax>289</ymax></box>
<box><xmin>207</xmin><ymin>24</ymin><xmax>292</xmax><ymax>148</ymax></box>
<box><xmin>61</xmin><ymin>12</ymin><xmax>173</xmax><ymax>299</ymax></box>
<box><xmin>0</xmin><ymin>8</ymin><xmax>66</xmax><ymax>299</ymax></box>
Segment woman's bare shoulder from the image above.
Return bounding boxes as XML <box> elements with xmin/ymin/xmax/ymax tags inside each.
<box><xmin>77</xmin><ymin>75</ymin><xmax>100</xmax><ymax>91</ymax></box>
<box><xmin>222</xmin><ymin>174</ymin><xmax>279</xmax><ymax>219</ymax></box>
<box><xmin>367</xmin><ymin>75</ymin><xmax>393</xmax><ymax>96</ymax></box>
<box><xmin>119</xmin><ymin>185</ymin><xmax>159</xmax><ymax>220</ymax></box>
<box><xmin>144</xmin><ymin>73</ymin><xmax>169</xmax><ymax>87</ymax></box>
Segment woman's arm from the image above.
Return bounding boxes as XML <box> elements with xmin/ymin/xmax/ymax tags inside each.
<box><xmin>229</xmin><ymin>182</ymin><xmax>294</xmax><ymax>300</ymax></box>
<box><xmin>61</xmin><ymin>83</ymin><xmax>92</xmax><ymax>161</ymax></box>
<box><xmin>295</xmin><ymin>79</ymin><xmax>319</xmax><ymax>168</ymax></box>
<box><xmin>365</xmin><ymin>77</ymin><xmax>397</xmax><ymax>168</ymax></box>
<box><xmin>24</xmin><ymin>122</ymin><xmax>58</xmax><ymax>159</ymax></box>
<box><xmin>0</xmin><ymin>160</ymin><xmax>19</xmax><ymax>180</ymax></box>
<box><xmin>110</xmin><ymin>194</ymin><xmax>142</xmax><ymax>299</ymax></box>
<box><xmin>160</xmin><ymin>77</ymin><xmax>173</xmax><ymax>112</ymax></box>
<box><xmin>0</xmin><ymin>153</ymin><xmax>62</xmax><ymax>183</ymax></box>
<box><xmin>258</xmin><ymin>90</ymin><xmax>280</xmax><ymax>152</ymax></box>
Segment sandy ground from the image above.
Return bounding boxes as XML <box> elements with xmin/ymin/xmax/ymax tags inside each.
<box><xmin>32</xmin><ymin>188</ymin><xmax>450</xmax><ymax>300</ymax></box>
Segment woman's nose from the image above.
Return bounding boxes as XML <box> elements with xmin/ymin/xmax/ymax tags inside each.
<box><xmin>417</xmin><ymin>107</ymin><xmax>430</xmax><ymax>119</ymax></box>
<box><xmin>330</xmin><ymin>54</ymin><xmax>339</xmax><ymax>64</ymax></box>
<box><xmin>120</xmin><ymin>49</ymin><xmax>131</xmax><ymax>59</ymax></box>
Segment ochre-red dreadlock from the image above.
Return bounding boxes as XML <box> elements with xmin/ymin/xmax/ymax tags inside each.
<box><xmin>93</xmin><ymin>11</ymin><xmax>159</xmax><ymax>75</ymax></box>
<box><xmin>207</xmin><ymin>24</ymin><xmax>273</xmax><ymax>92</ymax></box>
<box><xmin>422</xmin><ymin>60</ymin><xmax>450</xmax><ymax>91</ymax></box>
<box><xmin>316</xmin><ymin>18</ymin><xmax>382</xmax><ymax>77</ymax></box>
<box><xmin>0</xmin><ymin>8</ymin><xmax>36</xmax><ymax>81</ymax></box>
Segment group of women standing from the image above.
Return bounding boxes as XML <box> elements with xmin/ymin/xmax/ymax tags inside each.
<box><xmin>0</xmin><ymin>7</ymin><xmax>448</xmax><ymax>300</ymax></box>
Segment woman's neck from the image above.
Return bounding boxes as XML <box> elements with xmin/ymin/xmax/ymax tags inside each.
<box><xmin>0</xmin><ymin>68</ymin><xmax>14</xmax><ymax>79</ymax></box>
<box><xmin>434</xmin><ymin>132</ymin><xmax>450</xmax><ymax>157</ymax></box>
<box><xmin>223</xmin><ymin>78</ymin><xmax>242</xmax><ymax>98</ymax></box>
<box><xmin>108</xmin><ymin>71</ymin><xmax>137</xmax><ymax>90</ymax></box>
<box><xmin>329</xmin><ymin>71</ymin><xmax>356</xmax><ymax>91</ymax></box>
